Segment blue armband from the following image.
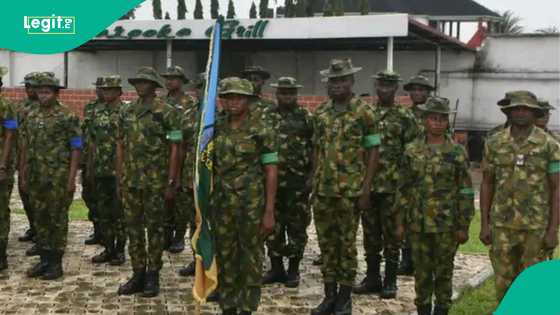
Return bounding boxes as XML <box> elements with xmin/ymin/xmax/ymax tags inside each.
<box><xmin>2</xmin><ymin>119</ymin><xmax>17</xmax><ymax>130</ymax></box>
<box><xmin>70</xmin><ymin>137</ymin><xmax>83</xmax><ymax>149</ymax></box>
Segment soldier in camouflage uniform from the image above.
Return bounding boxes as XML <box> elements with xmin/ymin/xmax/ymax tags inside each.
<box><xmin>262</xmin><ymin>77</ymin><xmax>313</xmax><ymax>288</ymax></box>
<box><xmin>398</xmin><ymin>97</ymin><xmax>475</xmax><ymax>315</ymax></box>
<box><xmin>311</xmin><ymin>59</ymin><xmax>381</xmax><ymax>315</ymax></box>
<box><xmin>20</xmin><ymin>74</ymin><xmax>82</xmax><ymax>280</ymax></box>
<box><xmin>241</xmin><ymin>66</ymin><xmax>281</xmax><ymax>129</ymax></box>
<box><xmin>212</xmin><ymin>77</ymin><xmax>278</xmax><ymax>315</ymax></box>
<box><xmin>480</xmin><ymin>91</ymin><xmax>560</xmax><ymax>303</ymax></box>
<box><xmin>161</xmin><ymin>65</ymin><xmax>197</xmax><ymax>254</ymax></box>
<box><xmin>536</xmin><ymin>100</ymin><xmax>560</xmax><ymax>142</ymax></box>
<box><xmin>354</xmin><ymin>71</ymin><xmax>418</xmax><ymax>299</ymax></box>
<box><xmin>82</xmin><ymin>77</ymin><xmax>105</xmax><ymax>246</ymax></box>
<box><xmin>89</xmin><ymin>75</ymin><xmax>126</xmax><ymax>266</ymax></box>
<box><xmin>16</xmin><ymin>72</ymin><xmax>41</xmax><ymax>245</ymax></box>
<box><xmin>486</xmin><ymin>92</ymin><xmax>519</xmax><ymax>139</ymax></box>
<box><xmin>116</xmin><ymin>67</ymin><xmax>182</xmax><ymax>298</ymax></box>
<box><xmin>0</xmin><ymin>67</ymin><xmax>18</xmax><ymax>271</ymax></box>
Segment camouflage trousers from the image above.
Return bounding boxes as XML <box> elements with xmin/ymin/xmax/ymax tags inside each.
<box><xmin>28</xmin><ymin>180</ymin><xmax>73</xmax><ymax>252</ymax></box>
<box><xmin>266</xmin><ymin>188</ymin><xmax>311</xmax><ymax>259</ymax></box>
<box><xmin>122</xmin><ymin>186</ymin><xmax>166</xmax><ymax>272</ymax></box>
<box><xmin>81</xmin><ymin>172</ymin><xmax>98</xmax><ymax>227</ymax></box>
<box><xmin>0</xmin><ymin>179</ymin><xmax>14</xmax><ymax>247</ymax></box>
<box><xmin>167</xmin><ymin>187</ymin><xmax>195</xmax><ymax>240</ymax></box>
<box><xmin>410</xmin><ymin>231</ymin><xmax>458</xmax><ymax>308</ymax></box>
<box><xmin>362</xmin><ymin>193</ymin><xmax>400</xmax><ymax>264</ymax></box>
<box><xmin>313</xmin><ymin>196</ymin><xmax>359</xmax><ymax>286</ymax></box>
<box><xmin>211</xmin><ymin>187</ymin><xmax>265</xmax><ymax>312</ymax></box>
<box><xmin>490</xmin><ymin>227</ymin><xmax>547</xmax><ymax>302</ymax></box>
<box><xmin>18</xmin><ymin>184</ymin><xmax>34</xmax><ymax>233</ymax></box>
<box><xmin>95</xmin><ymin>177</ymin><xmax>125</xmax><ymax>250</ymax></box>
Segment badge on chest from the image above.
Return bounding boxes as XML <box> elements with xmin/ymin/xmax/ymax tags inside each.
<box><xmin>516</xmin><ymin>154</ymin><xmax>525</xmax><ymax>166</ymax></box>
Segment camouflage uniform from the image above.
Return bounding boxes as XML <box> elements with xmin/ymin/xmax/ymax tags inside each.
<box><xmin>91</xmin><ymin>76</ymin><xmax>126</xmax><ymax>261</ymax></box>
<box><xmin>483</xmin><ymin>123</ymin><xmax>560</xmax><ymax>301</ymax></box>
<box><xmin>212</xmin><ymin>78</ymin><xmax>279</xmax><ymax>312</ymax></box>
<box><xmin>312</xmin><ymin>95</ymin><xmax>380</xmax><ymax>286</ymax></box>
<box><xmin>82</xmin><ymin>78</ymin><xmax>104</xmax><ymax>244</ymax></box>
<box><xmin>22</xmin><ymin>87</ymin><xmax>82</xmax><ymax>259</ymax></box>
<box><xmin>397</xmin><ymin>97</ymin><xmax>475</xmax><ymax>312</ymax></box>
<box><xmin>0</xmin><ymin>69</ymin><xmax>18</xmax><ymax>268</ymax></box>
<box><xmin>362</xmin><ymin>72</ymin><xmax>418</xmax><ymax>292</ymax></box>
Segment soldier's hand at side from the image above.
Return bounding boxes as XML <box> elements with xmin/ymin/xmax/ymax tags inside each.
<box><xmin>544</xmin><ymin>229</ymin><xmax>559</xmax><ymax>249</ymax></box>
<box><xmin>395</xmin><ymin>224</ymin><xmax>404</xmax><ymax>242</ymax></box>
<box><xmin>0</xmin><ymin>168</ymin><xmax>7</xmax><ymax>183</ymax></box>
<box><xmin>456</xmin><ymin>230</ymin><xmax>469</xmax><ymax>245</ymax></box>
<box><xmin>18</xmin><ymin>176</ymin><xmax>27</xmax><ymax>194</ymax></box>
<box><xmin>357</xmin><ymin>192</ymin><xmax>371</xmax><ymax>211</ymax></box>
<box><xmin>66</xmin><ymin>179</ymin><xmax>76</xmax><ymax>196</ymax></box>
<box><xmin>164</xmin><ymin>186</ymin><xmax>176</xmax><ymax>204</ymax></box>
<box><xmin>261</xmin><ymin>210</ymin><xmax>275</xmax><ymax>236</ymax></box>
<box><xmin>479</xmin><ymin>225</ymin><xmax>492</xmax><ymax>246</ymax></box>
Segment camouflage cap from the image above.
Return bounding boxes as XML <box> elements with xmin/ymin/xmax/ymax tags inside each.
<box><xmin>270</xmin><ymin>76</ymin><xmax>303</xmax><ymax>89</ymax></box>
<box><xmin>0</xmin><ymin>67</ymin><xmax>7</xmax><ymax>77</ymax></box>
<box><xmin>372</xmin><ymin>70</ymin><xmax>402</xmax><ymax>82</ymax></box>
<box><xmin>128</xmin><ymin>66</ymin><xmax>165</xmax><ymax>88</ymax></box>
<box><xmin>537</xmin><ymin>99</ymin><xmax>555</xmax><ymax>111</ymax></box>
<box><xmin>34</xmin><ymin>72</ymin><xmax>65</xmax><ymax>89</ymax></box>
<box><xmin>99</xmin><ymin>75</ymin><xmax>123</xmax><ymax>88</ymax></box>
<box><xmin>92</xmin><ymin>77</ymin><xmax>105</xmax><ymax>86</ymax></box>
<box><xmin>500</xmin><ymin>90</ymin><xmax>540</xmax><ymax>110</ymax></box>
<box><xmin>160</xmin><ymin>65</ymin><xmax>189</xmax><ymax>83</ymax></box>
<box><xmin>241</xmin><ymin>65</ymin><xmax>271</xmax><ymax>80</ymax></box>
<box><xmin>417</xmin><ymin>96</ymin><xmax>455</xmax><ymax>115</ymax></box>
<box><xmin>218</xmin><ymin>77</ymin><xmax>254</xmax><ymax>96</ymax></box>
<box><xmin>320</xmin><ymin>58</ymin><xmax>362</xmax><ymax>79</ymax></box>
<box><xmin>21</xmin><ymin>72</ymin><xmax>41</xmax><ymax>85</ymax></box>
<box><xmin>189</xmin><ymin>72</ymin><xmax>206</xmax><ymax>89</ymax></box>
<box><xmin>497</xmin><ymin>90</ymin><xmax>537</xmax><ymax>106</ymax></box>
<box><xmin>404</xmin><ymin>75</ymin><xmax>434</xmax><ymax>91</ymax></box>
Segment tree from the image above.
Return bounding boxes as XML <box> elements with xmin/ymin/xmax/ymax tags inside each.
<box><xmin>177</xmin><ymin>0</ymin><xmax>187</xmax><ymax>20</ymax></box>
<box><xmin>360</xmin><ymin>0</ymin><xmax>369</xmax><ymax>15</ymax></box>
<box><xmin>194</xmin><ymin>0</ymin><xmax>203</xmax><ymax>19</ymax></box>
<box><xmin>536</xmin><ymin>26</ymin><xmax>559</xmax><ymax>34</ymax></box>
<box><xmin>323</xmin><ymin>0</ymin><xmax>333</xmax><ymax>17</ymax></box>
<box><xmin>119</xmin><ymin>7</ymin><xmax>137</xmax><ymax>20</ymax></box>
<box><xmin>152</xmin><ymin>0</ymin><xmax>162</xmax><ymax>19</ymax></box>
<box><xmin>333</xmin><ymin>0</ymin><xmax>344</xmax><ymax>16</ymax></box>
<box><xmin>165</xmin><ymin>12</ymin><xmax>171</xmax><ymax>19</ymax></box>
<box><xmin>259</xmin><ymin>0</ymin><xmax>269</xmax><ymax>18</ymax></box>
<box><xmin>211</xmin><ymin>0</ymin><xmax>220</xmax><ymax>19</ymax></box>
<box><xmin>284</xmin><ymin>0</ymin><xmax>295</xmax><ymax>17</ymax></box>
<box><xmin>250</xmin><ymin>1</ymin><xmax>258</xmax><ymax>18</ymax></box>
<box><xmin>295</xmin><ymin>0</ymin><xmax>306</xmax><ymax>17</ymax></box>
<box><xmin>227</xmin><ymin>0</ymin><xmax>236</xmax><ymax>19</ymax></box>
<box><xmin>305</xmin><ymin>0</ymin><xmax>315</xmax><ymax>16</ymax></box>
<box><xmin>496</xmin><ymin>10</ymin><xmax>523</xmax><ymax>34</ymax></box>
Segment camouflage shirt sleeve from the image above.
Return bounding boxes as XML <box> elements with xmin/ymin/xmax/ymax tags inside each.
<box><xmin>164</xmin><ymin>106</ymin><xmax>183</xmax><ymax>143</ymax></box>
<box><xmin>1</xmin><ymin>98</ymin><xmax>18</xmax><ymax>130</ymax></box>
<box><xmin>396</xmin><ymin>144</ymin><xmax>416</xmax><ymax>224</ymax></box>
<box><xmin>481</xmin><ymin>139</ymin><xmax>495</xmax><ymax>177</ymax></box>
<box><xmin>547</xmin><ymin>136</ymin><xmax>560</xmax><ymax>174</ymax></box>
<box><xmin>67</xmin><ymin>112</ymin><xmax>83</xmax><ymax>150</ymax></box>
<box><xmin>455</xmin><ymin>145</ymin><xmax>475</xmax><ymax>230</ymax></box>
<box><xmin>361</xmin><ymin>103</ymin><xmax>381</xmax><ymax>149</ymax></box>
<box><xmin>257</xmin><ymin>113</ymin><xmax>279</xmax><ymax>165</ymax></box>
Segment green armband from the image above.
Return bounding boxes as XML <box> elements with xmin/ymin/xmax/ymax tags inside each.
<box><xmin>548</xmin><ymin>161</ymin><xmax>560</xmax><ymax>174</ymax></box>
<box><xmin>166</xmin><ymin>130</ymin><xmax>183</xmax><ymax>142</ymax></box>
<box><xmin>363</xmin><ymin>133</ymin><xmax>381</xmax><ymax>148</ymax></box>
<box><xmin>261</xmin><ymin>152</ymin><xmax>279</xmax><ymax>165</ymax></box>
<box><xmin>460</xmin><ymin>188</ymin><xmax>475</xmax><ymax>196</ymax></box>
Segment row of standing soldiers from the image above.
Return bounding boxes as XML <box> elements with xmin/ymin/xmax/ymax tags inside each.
<box><xmin>0</xmin><ymin>57</ymin><xmax>558</xmax><ymax>315</ymax></box>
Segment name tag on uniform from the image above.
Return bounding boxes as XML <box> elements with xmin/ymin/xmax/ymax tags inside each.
<box><xmin>516</xmin><ymin>154</ymin><xmax>525</xmax><ymax>166</ymax></box>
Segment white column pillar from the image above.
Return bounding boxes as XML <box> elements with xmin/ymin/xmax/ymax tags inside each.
<box><xmin>387</xmin><ymin>37</ymin><xmax>394</xmax><ymax>72</ymax></box>
<box><xmin>166</xmin><ymin>39</ymin><xmax>173</xmax><ymax>68</ymax></box>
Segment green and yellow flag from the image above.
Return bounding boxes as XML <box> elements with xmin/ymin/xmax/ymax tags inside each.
<box><xmin>192</xmin><ymin>19</ymin><xmax>222</xmax><ymax>303</ymax></box>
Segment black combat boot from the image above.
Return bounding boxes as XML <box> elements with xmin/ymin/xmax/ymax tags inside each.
<box><xmin>92</xmin><ymin>246</ymin><xmax>114</xmax><ymax>264</ymax></box>
<box><xmin>84</xmin><ymin>223</ymin><xmax>101</xmax><ymax>245</ymax></box>
<box><xmin>312</xmin><ymin>255</ymin><xmax>322</xmax><ymax>266</ymax></box>
<box><xmin>142</xmin><ymin>270</ymin><xmax>160</xmax><ymax>298</ymax></box>
<box><xmin>353</xmin><ymin>255</ymin><xmax>382</xmax><ymax>294</ymax></box>
<box><xmin>110</xmin><ymin>238</ymin><xmax>126</xmax><ymax>266</ymax></box>
<box><xmin>118</xmin><ymin>269</ymin><xmax>145</xmax><ymax>295</ymax></box>
<box><xmin>433</xmin><ymin>305</ymin><xmax>449</xmax><ymax>315</ymax></box>
<box><xmin>42</xmin><ymin>250</ymin><xmax>63</xmax><ymax>280</ymax></box>
<box><xmin>26</xmin><ymin>249</ymin><xmax>48</xmax><ymax>277</ymax></box>
<box><xmin>222</xmin><ymin>309</ymin><xmax>237</xmax><ymax>315</ymax></box>
<box><xmin>311</xmin><ymin>282</ymin><xmax>337</xmax><ymax>315</ymax></box>
<box><xmin>178</xmin><ymin>261</ymin><xmax>196</xmax><ymax>277</ymax></box>
<box><xmin>334</xmin><ymin>285</ymin><xmax>352</xmax><ymax>315</ymax></box>
<box><xmin>397</xmin><ymin>247</ymin><xmax>414</xmax><ymax>276</ymax></box>
<box><xmin>25</xmin><ymin>243</ymin><xmax>40</xmax><ymax>256</ymax></box>
<box><xmin>0</xmin><ymin>243</ymin><xmax>7</xmax><ymax>271</ymax></box>
<box><xmin>417</xmin><ymin>304</ymin><xmax>433</xmax><ymax>315</ymax></box>
<box><xmin>168</xmin><ymin>228</ymin><xmax>186</xmax><ymax>253</ymax></box>
<box><xmin>263</xmin><ymin>257</ymin><xmax>287</xmax><ymax>285</ymax></box>
<box><xmin>284</xmin><ymin>258</ymin><xmax>301</xmax><ymax>288</ymax></box>
<box><xmin>18</xmin><ymin>228</ymin><xmax>35</xmax><ymax>242</ymax></box>
<box><xmin>380</xmin><ymin>259</ymin><xmax>398</xmax><ymax>299</ymax></box>
<box><xmin>207</xmin><ymin>290</ymin><xmax>220</xmax><ymax>302</ymax></box>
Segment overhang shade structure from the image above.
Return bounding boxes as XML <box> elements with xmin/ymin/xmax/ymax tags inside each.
<box><xmin>79</xmin><ymin>14</ymin><xmax>474</xmax><ymax>92</ymax></box>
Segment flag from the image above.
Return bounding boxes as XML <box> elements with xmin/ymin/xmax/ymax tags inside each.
<box><xmin>192</xmin><ymin>19</ymin><xmax>222</xmax><ymax>304</ymax></box>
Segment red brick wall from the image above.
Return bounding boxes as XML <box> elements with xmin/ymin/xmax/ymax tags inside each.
<box><xmin>3</xmin><ymin>87</ymin><xmax>413</xmax><ymax>118</ymax></box>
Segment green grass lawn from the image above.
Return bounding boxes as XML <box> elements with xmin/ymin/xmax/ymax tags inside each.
<box><xmin>13</xmin><ymin>199</ymin><xmax>90</xmax><ymax>221</ymax></box>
